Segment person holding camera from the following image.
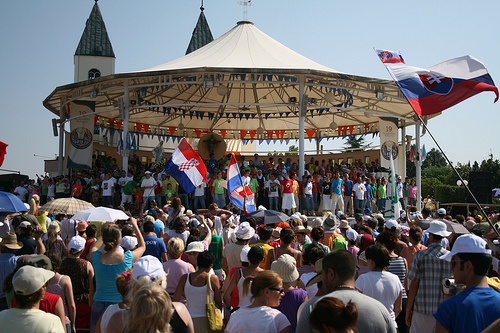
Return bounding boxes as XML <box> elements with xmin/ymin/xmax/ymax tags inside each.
<box><xmin>434</xmin><ymin>234</ymin><xmax>500</xmax><ymax>333</ymax></box>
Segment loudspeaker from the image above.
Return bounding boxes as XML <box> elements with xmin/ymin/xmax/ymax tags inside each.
<box><xmin>467</xmin><ymin>172</ymin><xmax>493</xmax><ymax>204</ymax></box>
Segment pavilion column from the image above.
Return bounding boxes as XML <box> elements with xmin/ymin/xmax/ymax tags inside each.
<box><xmin>415</xmin><ymin>121</ymin><xmax>422</xmax><ymax>210</ymax></box>
<box><xmin>298</xmin><ymin>76</ymin><xmax>305</xmax><ymax>178</ymax></box>
<box><xmin>58</xmin><ymin>102</ymin><xmax>64</xmax><ymax>176</ymax></box>
<box><xmin>122</xmin><ymin>83</ymin><xmax>130</xmax><ymax>172</ymax></box>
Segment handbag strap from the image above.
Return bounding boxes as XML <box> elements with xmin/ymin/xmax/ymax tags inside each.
<box><xmin>206</xmin><ymin>274</ymin><xmax>213</xmax><ymax>304</ymax></box>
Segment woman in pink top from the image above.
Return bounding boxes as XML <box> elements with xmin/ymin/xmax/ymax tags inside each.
<box><xmin>163</xmin><ymin>237</ymin><xmax>195</xmax><ymax>297</ymax></box>
<box><xmin>407</xmin><ymin>179</ymin><xmax>418</xmax><ymax>207</ymax></box>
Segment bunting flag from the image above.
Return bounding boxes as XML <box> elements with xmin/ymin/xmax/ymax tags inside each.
<box><xmin>421</xmin><ymin>144</ymin><xmax>427</xmax><ymax>162</ymax></box>
<box><xmin>116</xmin><ymin>134</ymin><xmax>123</xmax><ymax>156</ymax></box>
<box><xmin>385</xmin><ymin>148</ymin><xmax>401</xmax><ymax>219</ymax></box>
<box><xmin>165</xmin><ymin>138</ymin><xmax>207</xmax><ymax>193</ymax></box>
<box><xmin>227</xmin><ymin>154</ymin><xmax>255</xmax><ymax>213</ymax></box>
<box><xmin>376</xmin><ymin>49</ymin><xmax>499</xmax><ymax>116</ymax></box>
<box><xmin>0</xmin><ymin>141</ymin><xmax>8</xmax><ymax>167</ymax></box>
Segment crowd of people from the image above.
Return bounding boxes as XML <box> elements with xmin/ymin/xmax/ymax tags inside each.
<box><xmin>1</xmin><ymin>152</ymin><xmax>500</xmax><ymax>333</ymax></box>
<box><xmin>9</xmin><ymin>153</ymin><xmax>424</xmax><ymax>220</ymax></box>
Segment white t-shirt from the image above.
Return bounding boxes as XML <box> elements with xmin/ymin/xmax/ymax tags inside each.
<box><xmin>352</xmin><ymin>183</ymin><xmax>367</xmax><ymax>200</ymax></box>
<box><xmin>225</xmin><ymin>306</ymin><xmax>290</xmax><ymax>333</ymax></box>
<box><xmin>141</xmin><ymin>177</ymin><xmax>156</xmax><ymax>197</ymax></box>
<box><xmin>101</xmin><ymin>178</ymin><xmax>115</xmax><ymax>196</ymax></box>
<box><xmin>304</xmin><ymin>181</ymin><xmax>313</xmax><ymax>195</ymax></box>
<box><xmin>266</xmin><ymin>179</ymin><xmax>280</xmax><ymax>197</ymax></box>
<box><xmin>194</xmin><ymin>182</ymin><xmax>206</xmax><ymax>196</ymax></box>
<box><xmin>354</xmin><ymin>270</ymin><xmax>403</xmax><ymax>324</ymax></box>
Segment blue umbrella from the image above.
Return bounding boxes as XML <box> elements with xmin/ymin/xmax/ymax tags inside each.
<box><xmin>0</xmin><ymin>191</ymin><xmax>29</xmax><ymax>214</ymax></box>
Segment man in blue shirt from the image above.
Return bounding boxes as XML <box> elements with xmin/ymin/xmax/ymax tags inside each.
<box><xmin>331</xmin><ymin>171</ymin><xmax>344</xmax><ymax>213</ymax></box>
<box><xmin>343</xmin><ymin>174</ymin><xmax>354</xmax><ymax>216</ymax></box>
<box><xmin>434</xmin><ymin>234</ymin><xmax>500</xmax><ymax>333</ymax></box>
<box><xmin>142</xmin><ymin>220</ymin><xmax>167</xmax><ymax>262</ymax></box>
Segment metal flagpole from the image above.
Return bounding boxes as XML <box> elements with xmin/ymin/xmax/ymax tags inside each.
<box><xmin>416</xmin><ymin>115</ymin><xmax>500</xmax><ymax>238</ymax></box>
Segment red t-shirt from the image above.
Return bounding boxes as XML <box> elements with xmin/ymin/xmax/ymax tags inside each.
<box><xmin>280</xmin><ymin>179</ymin><xmax>294</xmax><ymax>194</ymax></box>
<box><xmin>12</xmin><ymin>291</ymin><xmax>61</xmax><ymax>315</ymax></box>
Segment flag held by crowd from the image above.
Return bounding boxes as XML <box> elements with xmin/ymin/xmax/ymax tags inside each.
<box><xmin>375</xmin><ymin>49</ymin><xmax>499</xmax><ymax>116</ymax></box>
<box><xmin>227</xmin><ymin>154</ymin><xmax>255</xmax><ymax>213</ymax></box>
<box><xmin>165</xmin><ymin>138</ymin><xmax>207</xmax><ymax>193</ymax></box>
<box><xmin>385</xmin><ymin>147</ymin><xmax>401</xmax><ymax>219</ymax></box>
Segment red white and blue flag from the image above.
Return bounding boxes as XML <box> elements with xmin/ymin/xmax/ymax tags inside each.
<box><xmin>227</xmin><ymin>154</ymin><xmax>255</xmax><ymax>213</ymax></box>
<box><xmin>375</xmin><ymin>49</ymin><xmax>499</xmax><ymax>116</ymax></box>
<box><xmin>165</xmin><ymin>138</ymin><xmax>207</xmax><ymax>193</ymax></box>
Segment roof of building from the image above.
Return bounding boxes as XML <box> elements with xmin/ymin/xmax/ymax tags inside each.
<box><xmin>75</xmin><ymin>1</ymin><xmax>115</xmax><ymax>57</ymax></box>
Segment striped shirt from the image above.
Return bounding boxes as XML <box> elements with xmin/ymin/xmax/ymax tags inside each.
<box><xmin>388</xmin><ymin>256</ymin><xmax>407</xmax><ymax>298</ymax></box>
<box><xmin>407</xmin><ymin>243</ymin><xmax>450</xmax><ymax>315</ymax></box>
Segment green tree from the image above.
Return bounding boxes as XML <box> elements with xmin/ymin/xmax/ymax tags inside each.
<box><xmin>422</xmin><ymin>148</ymin><xmax>447</xmax><ymax>168</ymax></box>
<box><xmin>343</xmin><ymin>135</ymin><xmax>370</xmax><ymax>152</ymax></box>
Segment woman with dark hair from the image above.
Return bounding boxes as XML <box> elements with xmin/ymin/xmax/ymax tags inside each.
<box><xmin>309</xmin><ymin>297</ymin><xmax>358</xmax><ymax>333</ymax></box>
<box><xmin>355</xmin><ymin>244</ymin><xmax>403</xmax><ymax>330</ymax></box>
<box><xmin>265</xmin><ymin>228</ymin><xmax>302</xmax><ymax>269</ymax></box>
<box><xmin>164</xmin><ymin>215</ymin><xmax>190</xmax><ymax>246</ymax></box>
<box><xmin>88</xmin><ymin>217</ymin><xmax>145</xmax><ymax>333</ymax></box>
<box><xmin>46</xmin><ymin>250</ymin><xmax>76</xmax><ymax>333</ymax></box>
<box><xmin>173</xmin><ymin>251</ymin><xmax>222</xmax><ymax>333</ymax></box>
<box><xmin>166</xmin><ymin>197</ymin><xmax>185</xmax><ymax>228</ymax></box>
<box><xmin>223</xmin><ymin>246</ymin><xmax>265</xmax><ymax>310</ymax></box>
<box><xmin>298</xmin><ymin>243</ymin><xmax>325</xmax><ymax>299</ymax></box>
<box><xmin>225</xmin><ymin>270</ymin><xmax>290</xmax><ymax>333</ymax></box>
<box><xmin>60</xmin><ymin>235</ymin><xmax>94</xmax><ymax>331</ymax></box>
<box><xmin>376</xmin><ymin>230</ymin><xmax>409</xmax><ymax>333</ymax></box>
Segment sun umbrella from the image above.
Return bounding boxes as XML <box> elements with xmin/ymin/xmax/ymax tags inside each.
<box><xmin>40</xmin><ymin>197</ymin><xmax>95</xmax><ymax>215</ymax></box>
<box><xmin>241</xmin><ymin>209</ymin><xmax>290</xmax><ymax>225</ymax></box>
<box><xmin>72</xmin><ymin>206</ymin><xmax>129</xmax><ymax>222</ymax></box>
<box><xmin>442</xmin><ymin>220</ymin><xmax>470</xmax><ymax>234</ymax></box>
<box><xmin>0</xmin><ymin>191</ymin><xmax>29</xmax><ymax>214</ymax></box>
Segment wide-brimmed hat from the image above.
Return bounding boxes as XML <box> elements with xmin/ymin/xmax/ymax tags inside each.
<box><xmin>185</xmin><ymin>241</ymin><xmax>205</xmax><ymax>253</ymax></box>
<box><xmin>294</xmin><ymin>225</ymin><xmax>310</xmax><ymax>235</ymax></box>
<box><xmin>339</xmin><ymin>220</ymin><xmax>349</xmax><ymax>229</ymax></box>
<box><xmin>271</xmin><ymin>227</ymin><xmax>282</xmax><ymax>240</ymax></box>
<box><xmin>271</xmin><ymin>254</ymin><xmax>299</xmax><ymax>283</ymax></box>
<box><xmin>0</xmin><ymin>232</ymin><xmax>23</xmax><ymax>250</ymax></box>
<box><xmin>185</xmin><ymin>209</ymin><xmax>194</xmax><ymax>218</ymax></box>
<box><xmin>132</xmin><ymin>255</ymin><xmax>165</xmax><ymax>281</ymax></box>
<box><xmin>440</xmin><ymin>234</ymin><xmax>491</xmax><ymax>261</ymax></box>
<box><xmin>235</xmin><ymin>222</ymin><xmax>255</xmax><ymax>240</ymax></box>
<box><xmin>427</xmin><ymin>220</ymin><xmax>452</xmax><ymax>237</ymax></box>
<box><xmin>75</xmin><ymin>220</ymin><xmax>89</xmax><ymax>232</ymax></box>
<box><xmin>13</xmin><ymin>266</ymin><xmax>54</xmax><ymax>295</ymax></box>
<box><xmin>323</xmin><ymin>214</ymin><xmax>339</xmax><ymax>230</ymax></box>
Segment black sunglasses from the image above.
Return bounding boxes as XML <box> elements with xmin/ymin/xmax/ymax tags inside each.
<box><xmin>269</xmin><ymin>287</ymin><xmax>285</xmax><ymax>294</ymax></box>
<box><xmin>451</xmin><ymin>259</ymin><xmax>464</xmax><ymax>268</ymax></box>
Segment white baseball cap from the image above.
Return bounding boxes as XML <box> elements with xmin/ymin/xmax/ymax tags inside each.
<box><xmin>132</xmin><ymin>255</ymin><xmax>165</xmax><ymax>281</ymax></box>
<box><xmin>440</xmin><ymin>234</ymin><xmax>491</xmax><ymax>261</ymax></box>
<box><xmin>13</xmin><ymin>266</ymin><xmax>54</xmax><ymax>295</ymax></box>
<box><xmin>437</xmin><ymin>208</ymin><xmax>446</xmax><ymax>215</ymax></box>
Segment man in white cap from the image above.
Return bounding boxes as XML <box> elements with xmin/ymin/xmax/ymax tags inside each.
<box><xmin>406</xmin><ymin>220</ymin><xmax>451</xmax><ymax>333</ymax></box>
<box><xmin>0</xmin><ymin>265</ymin><xmax>65</xmax><ymax>332</ymax></box>
<box><xmin>434</xmin><ymin>234</ymin><xmax>500</xmax><ymax>333</ymax></box>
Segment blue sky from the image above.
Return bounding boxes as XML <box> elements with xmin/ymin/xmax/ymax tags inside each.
<box><xmin>1</xmin><ymin>0</ymin><xmax>499</xmax><ymax>179</ymax></box>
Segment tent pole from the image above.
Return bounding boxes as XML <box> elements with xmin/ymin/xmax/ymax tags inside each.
<box><xmin>58</xmin><ymin>104</ymin><xmax>64</xmax><ymax>176</ymax></box>
<box><xmin>415</xmin><ymin>121</ymin><xmax>422</xmax><ymax>210</ymax></box>
<box><xmin>298</xmin><ymin>76</ymin><xmax>305</xmax><ymax>178</ymax></box>
<box><xmin>122</xmin><ymin>82</ymin><xmax>130</xmax><ymax>172</ymax></box>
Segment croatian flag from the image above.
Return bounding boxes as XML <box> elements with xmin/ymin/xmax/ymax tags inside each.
<box><xmin>165</xmin><ymin>138</ymin><xmax>207</xmax><ymax>193</ymax></box>
<box><xmin>375</xmin><ymin>49</ymin><xmax>499</xmax><ymax>116</ymax></box>
<box><xmin>227</xmin><ymin>154</ymin><xmax>255</xmax><ymax>213</ymax></box>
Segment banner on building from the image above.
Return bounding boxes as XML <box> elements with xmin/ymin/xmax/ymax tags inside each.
<box><xmin>67</xmin><ymin>100</ymin><xmax>95</xmax><ymax>170</ymax></box>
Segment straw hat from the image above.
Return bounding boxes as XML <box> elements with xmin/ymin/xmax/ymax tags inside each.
<box><xmin>0</xmin><ymin>232</ymin><xmax>23</xmax><ymax>250</ymax></box>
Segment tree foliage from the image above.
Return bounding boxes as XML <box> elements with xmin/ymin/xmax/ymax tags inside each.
<box><xmin>343</xmin><ymin>135</ymin><xmax>370</xmax><ymax>153</ymax></box>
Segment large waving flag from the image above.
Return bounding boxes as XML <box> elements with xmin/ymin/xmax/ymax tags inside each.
<box><xmin>227</xmin><ymin>154</ymin><xmax>255</xmax><ymax>213</ymax></box>
<box><xmin>165</xmin><ymin>138</ymin><xmax>207</xmax><ymax>193</ymax></box>
<box><xmin>375</xmin><ymin>49</ymin><xmax>499</xmax><ymax>116</ymax></box>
